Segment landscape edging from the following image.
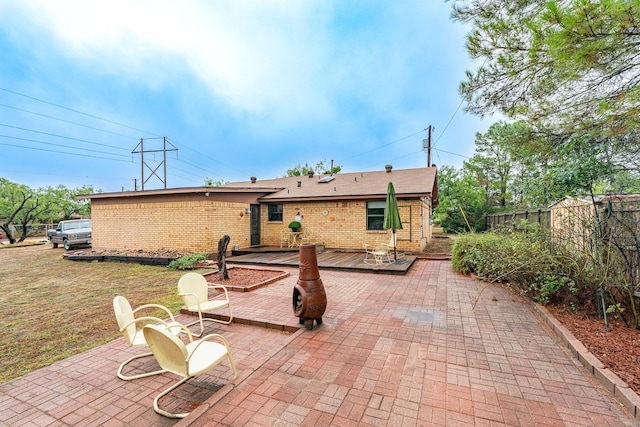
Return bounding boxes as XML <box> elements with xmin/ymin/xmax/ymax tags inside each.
<box><xmin>534</xmin><ymin>304</ymin><xmax>640</xmax><ymax>420</ymax></box>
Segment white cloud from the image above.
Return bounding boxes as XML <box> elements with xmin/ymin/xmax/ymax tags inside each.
<box><xmin>3</xmin><ymin>1</ymin><xmax>467</xmax><ymax>128</ymax></box>
<box><xmin>7</xmin><ymin>1</ymin><xmax>338</xmax><ymax>127</ymax></box>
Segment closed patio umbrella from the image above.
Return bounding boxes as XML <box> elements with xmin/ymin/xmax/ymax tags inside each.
<box><xmin>383</xmin><ymin>182</ymin><xmax>402</xmax><ymax>260</ymax></box>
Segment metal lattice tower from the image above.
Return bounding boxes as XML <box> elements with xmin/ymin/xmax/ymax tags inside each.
<box><xmin>131</xmin><ymin>137</ymin><xmax>178</xmax><ymax>190</ymax></box>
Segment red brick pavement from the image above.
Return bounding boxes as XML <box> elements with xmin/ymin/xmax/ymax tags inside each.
<box><xmin>0</xmin><ymin>260</ymin><xmax>638</xmax><ymax>426</ymax></box>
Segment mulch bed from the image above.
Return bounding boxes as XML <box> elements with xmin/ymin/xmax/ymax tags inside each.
<box><xmin>546</xmin><ymin>304</ymin><xmax>640</xmax><ymax>394</ymax></box>
<box><xmin>203</xmin><ymin>266</ymin><xmax>289</xmax><ymax>292</ymax></box>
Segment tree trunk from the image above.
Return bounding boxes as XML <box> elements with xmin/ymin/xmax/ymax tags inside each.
<box><xmin>217</xmin><ymin>235</ymin><xmax>230</xmax><ymax>280</ymax></box>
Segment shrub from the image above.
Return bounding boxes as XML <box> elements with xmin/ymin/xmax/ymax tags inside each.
<box><xmin>288</xmin><ymin>221</ymin><xmax>301</xmax><ymax>230</ymax></box>
<box><xmin>167</xmin><ymin>253</ymin><xmax>208</xmax><ymax>270</ymax></box>
<box><xmin>451</xmin><ymin>224</ymin><xmax>585</xmax><ymax>305</ymax></box>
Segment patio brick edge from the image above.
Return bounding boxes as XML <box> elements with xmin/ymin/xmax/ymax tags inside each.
<box><xmin>534</xmin><ymin>304</ymin><xmax>640</xmax><ymax>420</ymax></box>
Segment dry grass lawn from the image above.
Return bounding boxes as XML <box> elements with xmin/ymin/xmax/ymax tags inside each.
<box><xmin>0</xmin><ymin>243</ymin><xmax>212</xmax><ymax>383</ymax></box>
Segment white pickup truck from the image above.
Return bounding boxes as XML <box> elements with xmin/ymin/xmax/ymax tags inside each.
<box><xmin>48</xmin><ymin>219</ymin><xmax>92</xmax><ymax>250</ymax></box>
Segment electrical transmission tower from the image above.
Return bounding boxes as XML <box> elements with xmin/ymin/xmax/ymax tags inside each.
<box><xmin>131</xmin><ymin>137</ymin><xmax>178</xmax><ymax>190</ymax></box>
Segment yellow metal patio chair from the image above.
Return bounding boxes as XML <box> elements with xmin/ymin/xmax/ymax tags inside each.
<box><xmin>178</xmin><ymin>272</ymin><xmax>232</xmax><ymax>337</ymax></box>
<box><xmin>143</xmin><ymin>323</ymin><xmax>237</xmax><ymax>418</ymax></box>
<box><xmin>112</xmin><ymin>296</ymin><xmax>183</xmax><ymax>380</ymax></box>
<box><xmin>280</xmin><ymin>229</ymin><xmax>292</xmax><ymax>248</ymax></box>
<box><xmin>300</xmin><ymin>229</ymin><xmax>314</xmax><ymax>245</ymax></box>
<box><xmin>387</xmin><ymin>233</ymin><xmax>404</xmax><ymax>258</ymax></box>
<box><xmin>363</xmin><ymin>241</ymin><xmax>394</xmax><ymax>265</ymax></box>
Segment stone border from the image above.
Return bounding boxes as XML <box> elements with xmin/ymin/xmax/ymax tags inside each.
<box><xmin>202</xmin><ymin>265</ymin><xmax>290</xmax><ymax>292</ymax></box>
<box><xmin>534</xmin><ymin>304</ymin><xmax>640</xmax><ymax>420</ymax></box>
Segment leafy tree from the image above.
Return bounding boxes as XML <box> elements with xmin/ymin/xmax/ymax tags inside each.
<box><xmin>0</xmin><ymin>179</ymin><xmax>44</xmax><ymax>243</ymax></box>
<box><xmin>464</xmin><ymin>123</ymin><xmax>516</xmax><ymax>208</ymax></box>
<box><xmin>433</xmin><ymin>166</ymin><xmax>490</xmax><ymax>232</ymax></box>
<box><xmin>285</xmin><ymin>160</ymin><xmax>342</xmax><ymax>177</ymax></box>
<box><xmin>41</xmin><ymin>184</ymin><xmax>94</xmax><ymax>222</ymax></box>
<box><xmin>203</xmin><ymin>177</ymin><xmax>228</xmax><ymax>186</ymax></box>
<box><xmin>451</xmin><ymin>0</ymin><xmax>640</xmax><ymax>138</ymax></box>
<box><xmin>0</xmin><ymin>179</ymin><xmax>94</xmax><ymax>243</ymax></box>
<box><xmin>462</xmin><ymin>121</ymin><xmax>552</xmax><ymax>210</ymax></box>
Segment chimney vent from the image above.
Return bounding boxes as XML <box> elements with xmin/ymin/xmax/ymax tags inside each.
<box><xmin>250</xmin><ymin>176</ymin><xmax>257</xmax><ymax>183</ymax></box>
<box><xmin>385</xmin><ymin>164</ymin><xmax>392</xmax><ymax>172</ymax></box>
<box><xmin>308</xmin><ymin>170</ymin><xmax>314</xmax><ymax>178</ymax></box>
<box><xmin>297</xmin><ymin>181</ymin><xmax>302</xmax><ymax>188</ymax></box>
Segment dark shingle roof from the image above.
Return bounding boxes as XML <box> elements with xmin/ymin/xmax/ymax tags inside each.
<box><xmin>224</xmin><ymin>166</ymin><xmax>437</xmax><ymax>203</ymax></box>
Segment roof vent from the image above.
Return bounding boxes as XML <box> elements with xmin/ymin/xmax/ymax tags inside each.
<box><xmin>385</xmin><ymin>164</ymin><xmax>392</xmax><ymax>172</ymax></box>
<box><xmin>308</xmin><ymin>170</ymin><xmax>314</xmax><ymax>178</ymax></box>
<box><xmin>250</xmin><ymin>176</ymin><xmax>257</xmax><ymax>183</ymax></box>
<box><xmin>297</xmin><ymin>181</ymin><xmax>302</xmax><ymax>188</ymax></box>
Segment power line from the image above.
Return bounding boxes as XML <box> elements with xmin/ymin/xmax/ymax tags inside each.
<box><xmin>341</xmin><ymin>129</ymin><xmax>426</xmax><ymax>162</ymax></box>
<box><xmin>0</xmin><ymin>123</ymin><xmax>131</xmax><ymax>151</ymax></box>
<box><xmin>432</xmin><ymin>97</ymin><xmax>464</xmax><ymax>148</ymax></box>
<box><xmin>432</xmin><ymin>146</ymin><xmax>470</xmax><ymax>159</ymax></box>
<box><xmin>0</xmin><ymin>134</ymin><xmax>132</xmax><ymax>159</ymax></box>
<box><xmin>0</xmin><ymin>141</ymin><xmax>133</xmax><ymax>163</ymax></box>
<box><xmin>0</xmin><ymin>87</ymin><xmax>160</xmax><ymax>137</ymax></box>
<box><xmin>1</xmin><ymin>94</ymin><xmax>246</xmax><ymax>179</ymax></box>
<box><xmin>0</xmin><ymin>103</ymin><xmax>141</xmax><ymax>140</ymax></box>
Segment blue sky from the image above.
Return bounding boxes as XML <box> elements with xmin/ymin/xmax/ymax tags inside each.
<box><xmin>0</xmin><ymin>1</ymin><xmax>493</xmax><ymax>192</ymax></box>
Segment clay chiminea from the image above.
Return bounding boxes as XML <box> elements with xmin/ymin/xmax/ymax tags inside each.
<box><xmin>293</xmin><ymin>243</ymin><xmax>327</xmax><ymax>330</ymax></box>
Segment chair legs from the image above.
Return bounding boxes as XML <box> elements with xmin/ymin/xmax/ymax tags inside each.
<box><xmin>152</xmin><ymin>344</ymin><xmax>237</xmax><ymax>419</ymax></box>
<box><xmin>184</xmin><ymin>308</ymin><xmax>233</xmax><ymax>337</ymax></box>
<box><xmin>117</xmin><ymin>352</ymin><xmax>166</xmax><ymax>380</ymax></box>
<box><xmin>153</xmin><ymin>376</ymin><xmax>192</xmax><ymax>418</ymax></box>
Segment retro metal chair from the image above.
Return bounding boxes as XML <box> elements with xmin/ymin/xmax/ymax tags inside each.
<box><xmin>112</xmin><ymin>296</ymin><xmax>182</xmax><ymax>380</ymax></box>
<box><xmin>300</xmin><ymin>229</ymin><xmax>314</xmax><ymax>245</ymax></box>
<box><xmin>387</xmin><ymin>233</ymin><xmax>404</xmax><ymax>259</ymax></box>
<box><xmin>280</xmin><ymin>228</ymin><xmax>292</xmax><ymax>248</ymax></box>
<box><xmin>143</xmin><ymin>323</ymin><xmax>237</xmax><ymax>418</ymax></box>
<box><xmin>178</xmin><ymin>272</ymin><xmax>232</xmax><ymax>337</ymax></box>
<box><xmin>363</xmin><ymin>241</ymin><xmax>394</xmax><ymax>265</ymax></box>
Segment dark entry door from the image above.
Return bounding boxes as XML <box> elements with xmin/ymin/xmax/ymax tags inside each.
<box><xmin>250</xmin><ymin>204</ymin><xmax>260</xmax><ymax>246</ymax></box>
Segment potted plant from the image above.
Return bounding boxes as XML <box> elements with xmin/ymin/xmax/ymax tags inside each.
<box><xmin>288</xmin><ymin>220</ymin><xmax>301</xmax><ymax>232</ymax></box>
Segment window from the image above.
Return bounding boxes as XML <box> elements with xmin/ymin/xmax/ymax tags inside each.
<box><xmin>367</xmin><ymin>201</ymin><xmax>385</xmax><ymax>230</ymax></box>
<box><xmin>268</xmin><ymin>203</ymin><xmax>283</xmax><ymax>222</ymax></box>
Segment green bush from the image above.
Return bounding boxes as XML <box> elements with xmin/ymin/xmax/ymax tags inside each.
<box><xmin>288</xmin><ymin>221</ymin><xmax>301</xmax><ymax>230</ymax></box>
<box><xmin>167</xmin><ymin>253</ymin><xmax>208</xmax><ymax>270</ymax></box>
<box><xmin>451</xmin><ymin>223</ymin><xmax>586</xmax><ymax>305</ymax></box>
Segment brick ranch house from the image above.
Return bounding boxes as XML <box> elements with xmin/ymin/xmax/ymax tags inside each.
<box><xmin>79</xmin><ymin>165</ymin><xmax>438</xmax><ymax>254</ymax></box>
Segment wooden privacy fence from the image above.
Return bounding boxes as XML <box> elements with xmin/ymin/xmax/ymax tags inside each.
<box><xmin>486</xmin><ymin>208</ymin><xmax>551</xmax><ymax>230</ymax></box>
<box><xmin>487</xmin><ymin>198</ymin><xmax>640</xmax><ymax>310</ymax></box>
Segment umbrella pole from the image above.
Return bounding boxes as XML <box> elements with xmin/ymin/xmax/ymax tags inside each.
<box><xmin>393</xmin><ymin>229</ymin><xmax>397</xmax><ymax>261</ymax></box>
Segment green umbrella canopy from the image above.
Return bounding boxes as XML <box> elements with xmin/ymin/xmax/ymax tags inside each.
<box><xmin>383</xmin><ymin>182</ymin><xmax>403</xmax><ymax>232</ymax></box>
<box><xmin>384</xmin><ymin>182</ymin><xmax>402</xmax><ymax>261</ymax></box>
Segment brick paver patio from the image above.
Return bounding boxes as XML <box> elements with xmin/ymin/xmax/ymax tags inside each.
<box><xmin>1</xmin><ymin>260</ymin><xmax>637</xmax><ymax>426</ymax></box>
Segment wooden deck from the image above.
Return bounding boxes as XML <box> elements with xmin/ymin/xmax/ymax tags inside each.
<box><xmin>228</xmin><ymin>247</ymin><xmax>416</xmax><ymax>275</ymax></box>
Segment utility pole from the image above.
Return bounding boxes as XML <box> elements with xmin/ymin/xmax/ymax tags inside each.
<box><xmin>423</xmin><ymin>125</ymin><xmax>432</xmax><ymax>167</ymax></box>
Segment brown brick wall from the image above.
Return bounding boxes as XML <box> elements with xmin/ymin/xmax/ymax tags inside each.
<box><xmin>90</xmin><ymin>195</ymin><xmax>432</xmax><ymax>253</ymax></box>
<box><xmin>261</xmin><ymin>199</ymin><xmax>431</xmax><ymax>252</ymax></box>
<box><xmin>91</xmin><ymin>195</ymin><xmax>250</xmax><ymax>253</ymax></box>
